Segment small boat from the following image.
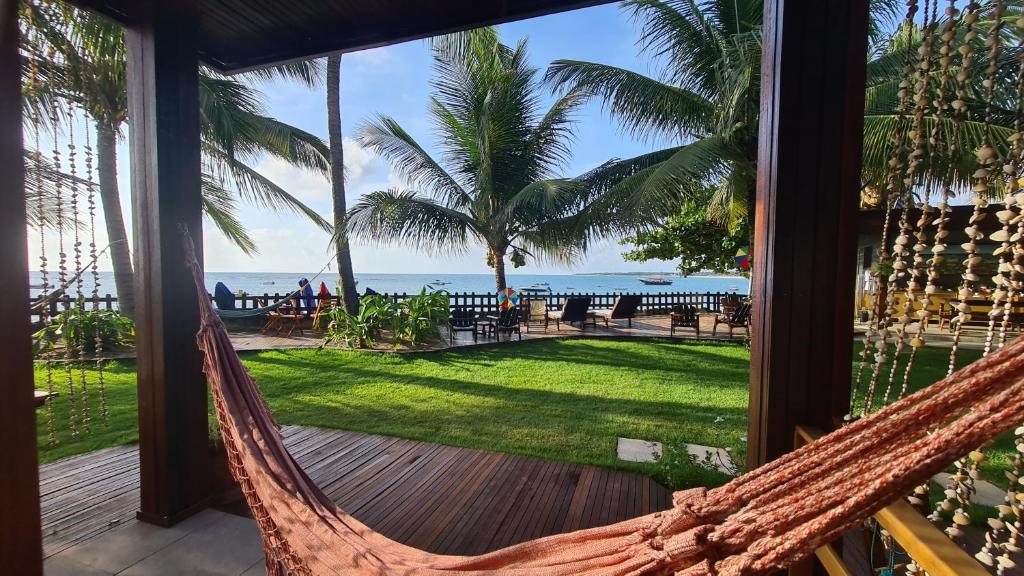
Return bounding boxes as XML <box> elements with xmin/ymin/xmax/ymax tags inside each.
<box><xmin>520</xmin><ymin>284</ymin><xmax>551</xmax><ymax>293</ymax></box>
<box><xmin>639</xmin><ymin>276</ymin><xmax>673</xmax><ymax>286</ymax></box>
<box><xmin>432</xmin><ymin>280</ymin><xmax>452</xmax><ymax>286</ymax></box>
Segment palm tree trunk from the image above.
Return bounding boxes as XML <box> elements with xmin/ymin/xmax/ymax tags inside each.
<box><xmin>96</xmin><ymin>124</ymin><xmax>135</xmax><ymax>319</ymax></box>
<box><xmin>491</xmin><ymin>246</ymin><xmax>507</xmax><ymax>292</ymax></box>
<box><xmin>327</xmin><ymin>54</ymin><xmax>360</xmax><ymax>315</ymax></box>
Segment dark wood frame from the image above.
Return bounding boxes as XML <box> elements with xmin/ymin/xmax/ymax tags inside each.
<box><xmin>1</xmin><ymin>0</ymin><xmax>870</xmax><ymax>573</ymax></box>
<box><xmin>1</xmin><ymin>0</ymin><xmax>43</xmax><ymax>573</ymax></box>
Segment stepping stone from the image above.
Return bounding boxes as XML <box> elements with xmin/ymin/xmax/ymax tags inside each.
<box><xmin>933</xmin><ymin>473</ymin><xmax>1009</xmax><ymax>508</ymax></box>
<box><xmin>684</xmin><ymin>443</ymin><xmax>735</xmax><ymax>475</ymax></box>
<box><xmin>616</xmin><ymin>437</ymin><xmax>662</xmax><ymax>463</ymax></box>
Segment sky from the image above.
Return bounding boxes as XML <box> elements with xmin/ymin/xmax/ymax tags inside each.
<box><xmin>28</xmin><ymin>3</ymin><xmax>686</xmax><ymax>275</ymax></box>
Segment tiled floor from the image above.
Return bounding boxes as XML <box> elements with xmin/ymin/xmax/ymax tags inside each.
<box><xmin>44</xmin><ymin>509</ymin><xmax>263</xmax><ymax>576</ymax></box>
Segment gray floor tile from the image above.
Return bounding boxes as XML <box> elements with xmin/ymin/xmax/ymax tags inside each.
<box><xmin>240</xmin><ymin>560</ymin><xmax>267</xmax><ymax>576</ymax></box>
<box><xmin>45</xmin><ymin>555</ymin><xmax>115</xmax><ymax>576</ymax></box>
<box><xmin>120</xmin><ymin>511</ymin><xmax>262</xmax><ymax>576</ymax></box>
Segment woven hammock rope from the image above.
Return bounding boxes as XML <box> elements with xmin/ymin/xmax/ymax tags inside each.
<box><xmin>184</xmin><ymin>234</ymin><xmax>1024</xmax><ymax>576</ymax></box>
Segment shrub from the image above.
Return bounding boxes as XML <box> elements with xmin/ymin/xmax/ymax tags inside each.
<box><xmin>34</xmin><ymin>304</ymin><xmax>135</xmax><ymax>357</ymax></box>
<box><xmin>325</xmin><ymin>288</ymin><xmax>450</xmax><ymax>349</ymax></box>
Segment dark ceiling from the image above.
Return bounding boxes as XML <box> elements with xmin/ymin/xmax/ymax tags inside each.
<box><xmin>66</xmin><ymin>0</ymin><xmax>615</xmax><ymax>73</ymax></box>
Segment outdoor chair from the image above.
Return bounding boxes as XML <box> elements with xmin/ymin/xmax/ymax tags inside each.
<box><xmin>937</xmin><ymin>301</ymin><xmax>955</xmax><ymax>331</ymax></box>
<box><xmin>449</xmin><ymin>306</ymin><xmax>480</xmax><ymax>343</ymax></box>
<box><xmin>546</xmin><ymin>296</ymin><xmax>594</xmax><ymax>330</ymax></box>
<box><xmin>720</xmin><ymin>295</ymin><xmax>741</xmax><ymax>318</ymax></box>
<box><xmin>310</xmin><ymin>297</ymin><xmax>332</xmax><ymax>333</ymax></box>
<box><xmin>522</xmin><ymin>298</ymin><xmax>549</xmax><ymax>333</ymax></box>
<box><xmin>276</xmin><ymin>299</ymin><xmax>306</xmax><ymax>337</ymax></box>
<box><xmin>486</xmin><ymin>307</ymin><xmax>521</xmax><ymax>341</ymax></box>
<box><xmin>592</xmin><ymin>294</ymin><xmax>643</xmax><ymax>328</ymax></box>
<box><xmin>713</xmin><ymin>302</ymin><xmax>751</xmax><ymax>338</ymax></box>
<box><xmin>258</xmin><ymin>299</ymin><xmax>282</xmax><ymax>334</ymax></box>
<box><xmin>670</xmin><ymin>304</ymin><xmax>700</xmax><ymax>338</ymax></box>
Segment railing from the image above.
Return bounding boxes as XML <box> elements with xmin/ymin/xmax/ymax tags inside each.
<box><xmin>791</xmin><ymin>426</ymin><xmax>988</xmax><ymax>576</ymax></box>
<box><xmin>31</xmin><ymin>290</ymin><xmax>740</xmax><ymax>322</ymax></box>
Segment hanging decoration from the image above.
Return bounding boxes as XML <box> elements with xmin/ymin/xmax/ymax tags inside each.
<box><xmin>734</xmin><ymin>247</ymin><xmax>750</xmax><ymax>271</ymax></box>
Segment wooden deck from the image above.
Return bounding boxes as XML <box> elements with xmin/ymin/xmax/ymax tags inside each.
<box><xmin>41</xmin><ymin>425</ymin><xmax>672</xmax><ymax>563</ymax></box>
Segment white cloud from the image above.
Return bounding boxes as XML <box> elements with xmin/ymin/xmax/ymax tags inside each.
<box><xmin>253</xmin><ymin>138</ymin><xmax>376</xmax><ymax>203</ymax></box>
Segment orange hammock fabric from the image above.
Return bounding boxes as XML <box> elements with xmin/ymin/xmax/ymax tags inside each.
<box><xmin>186</xmin><ymin>239</ymin><xmax>1024</xmax><ymax>575</ymax></box>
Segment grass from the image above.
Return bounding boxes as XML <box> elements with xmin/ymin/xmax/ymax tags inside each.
<box><xmin>34</xmin><ymin>337</ymin><xmax>1018</xmax><ymax>493</ymax></box>
<box><xmin>36</xmin><ymin>338</ymin><xmax>750</xmax><ymax>488</ymax></box>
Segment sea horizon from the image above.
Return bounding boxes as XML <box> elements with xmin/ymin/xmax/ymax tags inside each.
<box><xmin>30</xmin><ymin>270</ymin><xmax>750</xmax><ymax>299</ymax></box>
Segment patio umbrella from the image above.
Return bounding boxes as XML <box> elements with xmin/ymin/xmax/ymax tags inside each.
<box><xmin>735</xmin><ymin>247</ymin><xmax>750</xmax><ymax>271</ymax></box>
<box><xmin>497</xmin><ymin>287</ymin><xmax>519</xmax><ymax>310</ymax></box>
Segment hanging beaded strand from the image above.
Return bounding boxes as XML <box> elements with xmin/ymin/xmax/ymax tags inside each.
<box><xmin>855</xmin><ymin>0</ymin><xmax>920</xmax><ymax>418</ymax></box>
<box><xmin>930</xmin><ymin>0</ymin><xmax>1003</xmax><ymax>540</ymax></box>
<box><xmin>84</xmin><ymin>114</ymin><xmax>107</xmax><ymax>422</ymax></box>
<box><xmin>882</xmin><ymin>0</ymin><xmax>940</xmax><ymax>408</ymax></box>
<box><xmin>67</xmin><ymin>100</ymin><xmax>90</xmax><ymax>433</ymax></box>
<box><xmin>26</xmin><ymin>15</ymin><xmax>58</xmax><ymax>446</ymax></box>
<box><xmin>977</xmin><ymin>13</ymin><xmax>1024</xmax><ymax>574</ymax></box>
<box><xmin>48</xmin><ymin>46</ymin><xmax>78</xmax><ymax>438</ymax></box>
<box><xmin>898</xmin><ymin>0</ymin><xmax>962</xmax><ymax>404</ymax></box>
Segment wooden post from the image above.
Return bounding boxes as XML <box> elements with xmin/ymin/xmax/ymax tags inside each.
<box><xmin>0</xmin><ymin>0</ymin><xmax>43</xmax><ymax>572</ymax></box>
<box><xmin>748</xmin><ymin>0</ymin><xmax>868</xmax><ymax>469</ymax></box>
<box><xmin>126</xmin><ymin>0</ymin><xmax>214</xmax><ymax>526</ymax></box>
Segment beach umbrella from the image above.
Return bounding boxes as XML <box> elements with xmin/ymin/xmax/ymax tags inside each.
<box><xmin>497</xmin><ymin>288</ymin><xmax>520</xmax><ymax>310</ymax></box>
<box><xmin>735</xmin><ymin>247</ymin><xmax>750</xmax><ymax>271</ymax></box>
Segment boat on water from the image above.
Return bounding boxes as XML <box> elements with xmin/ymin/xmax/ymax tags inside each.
<box><xmin>639</xmin><ymin>276</ymin><xmax>673</xmax><ymax>286</ymax></box>
<box><xmin>520</xmin><ymin>283</ymin><xmax>551</xmax><ymax>293</ymax></box>
<box><xmin>432</xmin><ymin>280</ymin><xmax>452</xmax><ymax>286</ymax></box>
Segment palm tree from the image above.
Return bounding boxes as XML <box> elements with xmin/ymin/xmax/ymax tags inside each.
<box><xmin>21</xmin><ymin>2</ymin><xmax>331</xmax><ymax>318</ymax></box>
<box><xmin>545</xmin><ymin>0</ymin><xmax>1014</xmax><ymax>242</ymax></box>
<box><xmin>349</xmin><ymin>29</ymin><xmax>601</xmax><ymax>292</ymax></box>
<box><xmin>326</xmin><ymin>54</ymin><xmax>360</xmax><ymax>314</ymax></box>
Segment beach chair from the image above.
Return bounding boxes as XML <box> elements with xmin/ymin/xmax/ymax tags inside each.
<box><xmin>592</xmin><ymin>294</ymin><xmax>643</xmax><ymax>328</ymax></box>
<box><xmin>713</xmin><ymin>302</ymin><xmax>751</xmax><ymax>338</ymax></box>
<box><xmin>522</xmin><ymin>298</ymin><xmax>549</xmax><ymax>333</ymax></box>
<box><xmin>670</xmin><ymin>304</ymin><xmax>700</xmax><ymax>338</ymax></box>
<box><xmin>486</xmin><ymin>307</ymin><xmax>521</xmax><ymax>341</ymax></box>
<box><xmin>449</xmin><ymin>306</ymin><xmax>480</xmax><ymax>343</ymax></box>
<box><xmin>213</xmin><ymin>281</ymin><xmax>236</xmax><ymax>311</ymax></box>
<box><xmin>546</xmin><ymin>297</ymin><xmax>594</xmax><ymax>330</ymax></box>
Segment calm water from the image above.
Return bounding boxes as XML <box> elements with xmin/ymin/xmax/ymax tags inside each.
<box><xmin>29</xmin><ymin>271</ymin><xmax>749</xmax><ymax>299</ymax></box>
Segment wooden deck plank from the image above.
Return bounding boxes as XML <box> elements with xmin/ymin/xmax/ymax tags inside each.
<box><xmin>39</xmin><ymin>425</ymin><xmax>671</xmax><ymax>559</ymax></box>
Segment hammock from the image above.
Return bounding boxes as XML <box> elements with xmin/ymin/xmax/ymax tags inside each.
<box><xmin>213</xmin><ymin>295</ymin><xmax>297</xmax><ymax>319</ymax></box>
<box><xmin>185</xmin><ymin>235</ymin><xmax>1024</xmax><ymax>576</ymax></box>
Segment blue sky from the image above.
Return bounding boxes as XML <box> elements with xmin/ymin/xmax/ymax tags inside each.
<box><xmin>30</xmin><ymin>3</ymin><xmax>685</xmax><ymax>275</ymax></box>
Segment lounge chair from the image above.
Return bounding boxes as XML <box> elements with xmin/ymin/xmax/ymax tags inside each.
<box><xmin>449</xmin><ymin>306</ymin><xmax>480</xmax><ymax>343</ymax></box>
<box><xmin>213</xmin><ymin>281</ymin><xmax>235</xmax><ymax>310</ymax></box>
<box><xmin>592</xmin><ymin>294</ymin><xmax>643</xmax><ymax>327</ymax></box>
<box><xmin>713</xmin><ymin>302</ymin><xmax>751</xmax><ymax>338</ymax></box>
<box><xmin>547</xmin><ymin>297</ymin><xmax>593</xmax><ymax>330</ymax></box>
<box><xmin>522</xmin><ymin>298</ymin><xmax>548</xmax><ymax>333</ymax></box>
<box><xmin>486</xmin><ymin>307</ymin><xmax>521</xmax><ymax>341</ymax></box>
<box><xmin>670</xmin><ymin>304</ymin><xmax>700</xmax><ymax>337</ymax></box>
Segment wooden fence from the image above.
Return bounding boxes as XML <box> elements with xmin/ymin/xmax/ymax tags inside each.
<box><xmin>31</xmin><ymin>291</ymin><xmax>741</xmax><ymax>323</ymax></box>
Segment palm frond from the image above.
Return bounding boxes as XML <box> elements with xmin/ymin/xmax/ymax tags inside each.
<box><xmin>357</xmin><ymin>114</ymin><xmax>470</xmax><ymax>207</ymax></box>
<box><xmin>347</xmin><ymin>189</ymin><xmax>477</xmax><ymax>254</ymax></box>
<box><xmin>201</xmin><ymin>174</ymin><xmax>258</xmax><ymax>255</ymax></box>
<box><xmin>545</xmin><ymin>60</ymin><xmax>713</xmax><ymax>142</ymax></box>
<box><xmin>204</xmin><ymin>147</ymin><xmax>332</xmax><ymax>232</ymax></box>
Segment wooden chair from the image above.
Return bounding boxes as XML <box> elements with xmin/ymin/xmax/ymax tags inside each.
<box><xmin>486</xmin><ymin>307</ymin><xmax>521</xmax><ymax>341</ymax></box>
<box><xmin>522</xmin><ymin>298</ymin><xmax>549</xmax><ymax>333</ymax></box>
<box><xmin>546</xmin><ymin>297</ymin><xmax>593</xmax><ymax>330</ymax></box>
<box><xmin>937</xmin><ymin>301</ymin><xmax>955</xmax><ymax>331</ymax></box>
<box><xmin>670</xmin><ymin>304</ymin><xmax>700</xmax><ymax>338</ymax></box>
<box><xmin>713</xmin><ymin>302</ymin><xmax>751</xmax><ymax>338</ymax></box>
<box><xmin>592</xmin><ymin>294</ymin><xmax>643</xmax><ymax>328</ymax></box>
<box><xmin>310</xmin><ymin>297</ymin><xmax>332</xmax><ymax>333</ymax></box>
<box><xmin>275</xmin><ymin>299</ymin><xmax>305</xmax><ymax>337</ymax></box>
<box><xmin>449</xmin><ymin>306</ymin><xmax>480</xmax><ymax>343</ymax></box>
<box><xmin>259</xmin><ymin>299</ymin><xmax>283</xmax><ymax>334</ymax></box>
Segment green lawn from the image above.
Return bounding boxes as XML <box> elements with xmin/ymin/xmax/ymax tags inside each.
<box><xmin>36</xmin><ymin>338</ymin><xmax>750</xmax><ymax>488</ymax></box>
<box><xmin>33</xmin><ymin>338</ymin><xmax>1016</xmax><ymax>492</ymax></box>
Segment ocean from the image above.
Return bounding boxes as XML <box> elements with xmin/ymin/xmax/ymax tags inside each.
<box><xmin>29</xmin><ymin>271</ymin><xmax>750</xmax><ymax>299</ymax></box>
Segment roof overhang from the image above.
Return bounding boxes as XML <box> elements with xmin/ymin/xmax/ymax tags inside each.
<box><xmin>64</xmin><ymin>0</ymin><xmax>615</xmax><ymax>73</ymax></box>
